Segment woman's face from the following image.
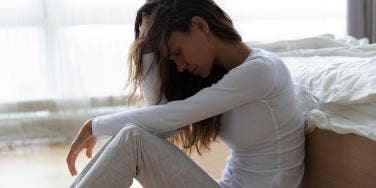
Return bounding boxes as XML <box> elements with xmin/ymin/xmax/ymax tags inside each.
<box><xmin>167</xmin><ymin>23</ymin><xmax>214</xmax><ymax>78</ymax></box>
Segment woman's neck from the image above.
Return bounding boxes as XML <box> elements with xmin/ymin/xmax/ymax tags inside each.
<box><xmin>212</xmin><ymin>39</ymin><xmax>252</xmax><ymax>71</ymax></box>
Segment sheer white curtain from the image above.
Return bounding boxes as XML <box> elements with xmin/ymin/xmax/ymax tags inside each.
<box><xmin>1</xmin><ymin>0</ymin><xmax>143</xmax><ymax>103</ymax></box>
<box><xmin>0</xmin><ymin>0</ymin><xmax>144</xmax><ymax>146</ymax></box>
<box><xmin>0</xmin><ymin>0</ymin><xmax>347</xmax><ymax>146</ymax></box>
<box><xmin>216</xmin><ymin>0</ymin><xmax>347</xmax><ymax>42</ymax></box>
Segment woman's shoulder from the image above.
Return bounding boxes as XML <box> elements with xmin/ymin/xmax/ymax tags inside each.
<box><xmin>246</xmin><ymin>48</ymin><xmax>283</xmax><ymax>66</ymax></box>
<box><xmin>231</xmin><ymin>48</ymin><xmax>279</xmax><ymax>75</ymax></box>
<box><xmin>237</xmin><ymin>48</ymin><xmax>288</xmax><ymax>78</ymax></box>
<box><xmin>219</xmin><ymin>49</ymin><xmax>278</xmax><ymax>88</ymax></box>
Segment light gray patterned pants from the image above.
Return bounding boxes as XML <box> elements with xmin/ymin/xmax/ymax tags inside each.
<box><xmin>70</xmin><ymin>124</ymin><xmax>221</xmax><ymax>188</ymax></box>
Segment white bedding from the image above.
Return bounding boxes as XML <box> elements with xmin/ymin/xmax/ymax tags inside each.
<box><xmin>283</xmin><ymin>56</ymin><xmax>376</xmax><ymax>105</ymax></box>
<box><xmin>247</xmin><ymin>34</ymin><xmax>376</xmax><ymax>141</ymax></box>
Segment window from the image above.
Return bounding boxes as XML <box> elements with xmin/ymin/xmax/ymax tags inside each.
<box><xmin>0</xmin><ymin>0</ymin><xmax>347</xmax><ymax>103</ymax></box>
<box><xmin>217</xmin><ymin>0</ymin><xmax>347</xmax><ymax>42</ymax></box>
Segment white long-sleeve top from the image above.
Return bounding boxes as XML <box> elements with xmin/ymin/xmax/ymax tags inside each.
<box><xmin>92</xmin><ymin>49</ymin><xmax>306</xmax><ymax>188</ymax></box>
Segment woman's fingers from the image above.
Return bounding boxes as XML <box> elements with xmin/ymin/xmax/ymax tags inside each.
<box><xmin>66</xmin><ymin>119</ymin><xmax>94</xmax><ymax>176</ymax></box>
<box><xmin>139</xmin><ymin>15</ymin><xmax>150</xmax><ymax>39</ymax></box>
<box><xmin>67</xmin><ymin>135</ymin><xmax>87</xmax><ymax>176</ymax></box>
<box><xmin>85</xmin><ymin>137</ymin><xmax>97</xmax><ymax>158</ymax></box>
<box><xmin>67</xmin><ymin>143</ymin><xmax>82</xmax><ymax>176</ymax></box>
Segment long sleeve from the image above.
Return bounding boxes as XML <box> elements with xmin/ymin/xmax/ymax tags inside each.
<box><xmin>139</xmin><ymin>53</ymin><xmax>179</xmax><ymax>139</ymax></box>
<box><xmin>92</xmin><ymin>54</ymin><xmax>277</xmax><ymax>138</ymax></box>
<box><xmin>139</xmin><ymin>53</ymin><xmax>168</xmax><ymax>106</ymax></box>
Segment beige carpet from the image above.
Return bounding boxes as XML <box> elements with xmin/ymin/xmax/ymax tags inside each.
<box><xmin>0</xmin><ymin>139</ymin><xmax>230</xmax><ymax>188</ymax></box>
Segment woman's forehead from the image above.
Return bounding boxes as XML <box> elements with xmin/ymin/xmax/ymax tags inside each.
<box><xmin>161</xmin><ymin>31</ymin><xmax>189</xmax><ymax>57</ymax></box>
<box><xmin>167</xmin><ymin>32</ymin><xmax>178</xmax><ymax>49</ymax></box>
<box><xmin>167</xmin><ymin>31</ymin><xmax>186</xmax><ymax>50</ymax></box>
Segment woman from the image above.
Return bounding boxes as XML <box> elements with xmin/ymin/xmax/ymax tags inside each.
<box><xmin>66</xmin><ymin>0</ymin><xmax>306</xmax><ymax>187</ymax></box>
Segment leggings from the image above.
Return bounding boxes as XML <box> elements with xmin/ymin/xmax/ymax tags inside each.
<box><xmin>70</xmin><ymin>124</ymin><xmax>221</xmax><ymax>188</ymax></box>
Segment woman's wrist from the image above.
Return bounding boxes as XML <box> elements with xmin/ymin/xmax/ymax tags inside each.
<box><xmin>85</xmin><ymin>119</ymin><xmax>94</xmax><ymax>136</ymax></box>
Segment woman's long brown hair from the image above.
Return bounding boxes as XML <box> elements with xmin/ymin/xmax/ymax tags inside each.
<box><xmin>124</xmin><ymin>0</ymin><xmax>242</xmax><ymax>156</ymax></box>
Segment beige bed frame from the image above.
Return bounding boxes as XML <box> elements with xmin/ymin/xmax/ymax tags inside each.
<box><xmin>302</xmin><ymin>128</ymin><xmax>376</xmax><ymax>188</ymax></box>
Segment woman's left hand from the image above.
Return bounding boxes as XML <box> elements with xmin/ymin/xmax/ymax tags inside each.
<box><xmin>66</xmin><ymin>119</ymin><xmax>97</xmax><ymax>176</ymax></box>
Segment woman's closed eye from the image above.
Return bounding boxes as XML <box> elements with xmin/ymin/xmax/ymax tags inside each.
<box><xmin>169</xmin><ymin>49</ymin><xmax>180</xmax><ymax>61</ymax></box>
<box><xmin>173</xmin><ymin>49</ymin><xmax>180</xmax><ymax>57</ymax></box>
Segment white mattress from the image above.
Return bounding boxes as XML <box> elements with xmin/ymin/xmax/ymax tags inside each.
<box><xmin>247</xmin><ymin>34</ymin><xmax>376</xmax><ymax>141</ymax></box>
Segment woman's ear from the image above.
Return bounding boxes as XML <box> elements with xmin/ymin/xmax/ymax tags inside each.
<box><xmin>191</xmin><ymin>16</ymin><xmax>209</xmax><ymax>33</ymax></box>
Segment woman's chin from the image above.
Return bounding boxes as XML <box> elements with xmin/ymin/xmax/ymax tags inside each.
<box><xmin>199</xmin><ymin>70</ymin><xmax>210</xmax><ymax>78</ymax></box>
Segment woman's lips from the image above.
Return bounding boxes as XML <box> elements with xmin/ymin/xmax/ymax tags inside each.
<box><xmin>191</xmin><ymin>67</ymin><xmax>198</xmax><ymax>74</ymax></box>
<box><xmin>188</xmin><ymin>67</ymin><xmax>194</xmax><ymax>73</ymax></box>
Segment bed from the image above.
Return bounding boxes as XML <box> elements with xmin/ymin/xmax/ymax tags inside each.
<box><xmin>248</xmin><ymin>34</ymin><xmax>376</xmax><ymax>187</ymax></box>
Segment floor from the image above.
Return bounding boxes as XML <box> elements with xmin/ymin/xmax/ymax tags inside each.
<box><xmin>0</xmin><ymin>139</ymin><xmax>230</xmax><ymax>188</ymax></box>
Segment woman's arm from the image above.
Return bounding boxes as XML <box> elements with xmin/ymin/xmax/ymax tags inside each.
<box><xmin>91</xmin><ymin>56</ymin><xmax>277</xmax><ymax>138</ymax></box>
<box><xmin>140</xmin><ymin>53</ymin><xmax>179</xmax><ymax>139</ymax></box>
<box><xmin>140</xmin><ymin>53</ymin><xmax>168</xmax><ymax>106</ymax></box>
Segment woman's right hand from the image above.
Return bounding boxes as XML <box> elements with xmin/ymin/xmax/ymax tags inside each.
<box><xmin>139</xmin><ymin>14</ymin><xmax>150</xmax><ymax>40</ymax></box>
<box><xmin>66</xmin><ymin>119</ymin><xmax>97</xmax><ymax>176</ymax></box>
<box><xmin>137</xmin><ymin>14</ymin><xmax>154</xmax><ymax>54</ymax></box>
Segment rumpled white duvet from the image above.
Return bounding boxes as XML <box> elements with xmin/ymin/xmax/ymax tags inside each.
<box><xmin>247</xmin><ymin>34</ymin><xmax>376</xmax><ymax>141</ymax></box>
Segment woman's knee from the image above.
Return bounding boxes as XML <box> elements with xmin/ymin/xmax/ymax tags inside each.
<box><xmin>117</xmin><ymin>123</ymin><xmax>149</xmax><ymax>139</ymax></box>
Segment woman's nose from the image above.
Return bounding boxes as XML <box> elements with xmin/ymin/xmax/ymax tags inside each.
<box><xmin>175</xmin><ymin>60</ymin><xmax>187</xmax><ymax>72</ymax></box>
